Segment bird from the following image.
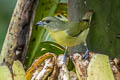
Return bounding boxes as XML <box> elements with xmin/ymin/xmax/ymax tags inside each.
<box><xmin>36</xmin><ymin>11</ymin><xmax>93</xmax><ymax>61</ymax></box>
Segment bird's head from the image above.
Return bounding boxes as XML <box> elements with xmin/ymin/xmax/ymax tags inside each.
<box><xmin>36</xmin><ymin>16</ymin><xmax>65</xmax><ymax>32</ymax></box>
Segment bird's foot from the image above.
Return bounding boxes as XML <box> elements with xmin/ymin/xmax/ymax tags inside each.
<box><xmin>63</xmin><ymin>51</ymin><xmax>67</xmax><ymax>62</ymax></box>
<box><xmin>83</xmin><ymin>47</ymin><xmax>89</xmax><ymax>60</ymax></box>
<box><xmin>63</xmin><ymin>47</ymin><xmax>68</xmax><ymax>63</ymax></box>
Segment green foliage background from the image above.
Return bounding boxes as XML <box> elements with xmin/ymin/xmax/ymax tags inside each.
<box><xmin>0</xmin><ymin>0</ymin><xmax>17</xmax><ymax>52</ymax></box>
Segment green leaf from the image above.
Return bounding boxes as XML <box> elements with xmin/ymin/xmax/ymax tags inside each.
<box><xmin>0</xmin><ymin>65</ymin><xmax>12</xmax><ymax>80</ymax></box>
<box><xmin>25</xmin><ymin>0</ymin><xmax>59</xmax><ymax>69</ymax></box>
<box><xmin>12</xmin><ymin>60</ymin><xmax>26</xmax><ymax>80</ymax></box>
<box><xmin>86</xmin><ymin>0</ymin><xmax>120</xmax><ymax>58</ymax></box>
<box><xmin>87</xmin><ymin>54</ymin><xmax>114</xmax><ymax>80</ymax></box>
<box><xmin>26</xmin><ymin>41</ymin><xmax>65</xmax><ymax>69</ymax></box>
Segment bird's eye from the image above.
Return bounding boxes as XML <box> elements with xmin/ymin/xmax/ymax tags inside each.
<box><xmin>45</xmin><ymin>20</ymin><xmax>50</xmax><ymax>23</ymax></box>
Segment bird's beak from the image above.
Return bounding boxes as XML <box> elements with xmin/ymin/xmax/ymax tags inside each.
<box><xmin>36</xmin><ymin>21</ymin><xmax>45</xmax><ymax>26</ymax></box>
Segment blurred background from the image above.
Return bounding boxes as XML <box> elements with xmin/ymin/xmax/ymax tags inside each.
<box><xmin>0</xmin><ymin>0</ymin><xmax>17</xmax><ymax>52</ymax></box>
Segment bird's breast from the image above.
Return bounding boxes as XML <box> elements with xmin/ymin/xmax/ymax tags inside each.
<box><xmin>49</xmin><ymin>28</ymin><xmax>89</xmax><ymax>47</ymax></box>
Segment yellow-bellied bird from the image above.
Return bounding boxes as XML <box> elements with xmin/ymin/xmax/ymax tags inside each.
<box><xmin>37</xmin><ymin>11</ymin><xmax>93</xmax><ymax>61</ymax></box>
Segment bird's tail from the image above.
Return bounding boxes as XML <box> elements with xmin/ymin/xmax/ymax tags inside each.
<box><xmin>82</xmin><ymin>10</ymin><xmax>94</xmax><ymax>24</ymax></box>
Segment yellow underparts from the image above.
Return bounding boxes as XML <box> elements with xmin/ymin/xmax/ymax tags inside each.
<box><xmin>49</xmin><ymin>28</ymin><xmax>89</xmax><ymax>47</ymax></box>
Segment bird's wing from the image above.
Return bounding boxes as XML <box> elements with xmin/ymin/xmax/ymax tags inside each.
<box><xmin>66</xmin><ymin>21</ymin><xmax>89</xmax><ymax>37</ymax></box>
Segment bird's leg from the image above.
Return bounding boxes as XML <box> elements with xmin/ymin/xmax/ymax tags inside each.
<box><xmin>82</xmin><ymin>42</ymin><xmax>89</xmax><ymax>60</ymax></box>
<box><xmin>63</xmin><ymin>46</ymin><xmax>68</xmax><ymax>62</ymax></box>
<box><xmin>83</xmin><ymin>46</ymin><xmax>89</xmax><ymax>60</ymax></box>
